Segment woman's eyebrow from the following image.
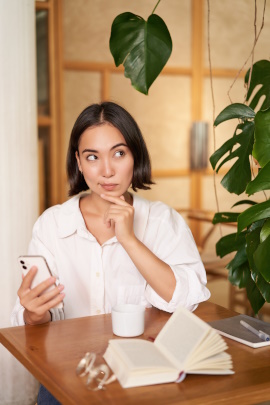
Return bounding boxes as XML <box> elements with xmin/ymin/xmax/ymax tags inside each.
<box><xmin>82</xmin><ymin>143</ymin><xmax>128</xmax><ymax>154</ymax></box>
<box><xmin>82</xmin><ymin>148</ymin><xmax>98</xmax><ymax>154</ymax></box>
<box><xmin>110</xmin><ymin>143</ymin><xmax>128</xmax><ymax>150</ymax></box>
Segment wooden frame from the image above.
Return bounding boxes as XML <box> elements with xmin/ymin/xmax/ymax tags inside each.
<box><xmin>36</xmin><ymin>0</ymin><xmax>64</xmax><ymax>210</ymax></box>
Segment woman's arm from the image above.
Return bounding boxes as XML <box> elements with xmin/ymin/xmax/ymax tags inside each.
<box><xmin>121</xmin><ymin>237</ymin><xmax>176</xmax><ymax>302</ymax></box>
<box><xmin>101</xmin><ymin>194</ymin><xmax>176</xmax><ymax>302</ymax></box>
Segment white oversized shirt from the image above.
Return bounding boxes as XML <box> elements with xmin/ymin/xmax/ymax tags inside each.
<box><xmin>11</xmin><ymin>193</ymin><xmax>210</xmax><ymax>326</ymax></box>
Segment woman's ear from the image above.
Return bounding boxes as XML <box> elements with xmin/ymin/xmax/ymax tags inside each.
<box><xmin>75</xmin><ymin>151</ymin><xmax>82</xmax><ymax>173</ymax></box>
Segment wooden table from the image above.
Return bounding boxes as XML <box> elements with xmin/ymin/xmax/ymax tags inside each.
<box><xmin>1</xmin><ymin>302</ymin><xmax>270</xmax><ymax>405</ymax></box>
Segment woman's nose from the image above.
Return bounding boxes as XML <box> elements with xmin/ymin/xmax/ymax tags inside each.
<box><xmin>102</xmin><ymin>159</ymin><xmax>114</xmax><ymax>177</ymax></box>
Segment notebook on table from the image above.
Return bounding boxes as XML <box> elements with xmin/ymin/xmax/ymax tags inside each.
<box><xmin>208</xmin><ymin>314</ymin><xmax>270</xmax><ymax>348</ymax></box>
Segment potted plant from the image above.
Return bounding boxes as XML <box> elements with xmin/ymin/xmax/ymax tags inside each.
<box><xmin>210</xmin><ymin>59</ymin><xmax>270</xmax><ymax>314</ymax></box>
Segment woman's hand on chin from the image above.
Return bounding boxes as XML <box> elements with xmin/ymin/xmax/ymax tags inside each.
<box><xmin>100</xmin><ymin>193</ymin><xmax>136</xmax><ymax>245</ymax></box>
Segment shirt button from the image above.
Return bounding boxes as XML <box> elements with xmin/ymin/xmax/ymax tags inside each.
<box><xmin>96</xmin><ymin>310</ymin><xmax>101</xmax><ymax>314</ymax></box>
<box><xmin>96</xmin><ymin>272</ymin><xmax>100</xmax><ymax>277</ymax></box>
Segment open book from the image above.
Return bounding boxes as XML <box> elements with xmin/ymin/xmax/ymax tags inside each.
<box><xmin>103</xmin><ymin>306</ymin><xmax>234</xmax><ymax>388</ymax></box>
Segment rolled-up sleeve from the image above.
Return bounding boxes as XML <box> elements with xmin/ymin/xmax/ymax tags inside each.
<box><xmin>11</xmin><ymin>299</ymin><xmax>26</xmax><ymax>326</ymax></box>
<box><xmin>143</xmin><ymin>205</ymin><xmax>210</xmax><ymax>313</ymax></box>
<box><xmin>11</xmin><ymin>298</ymin><xmax>64</xmax><ymax>326</ymax></box>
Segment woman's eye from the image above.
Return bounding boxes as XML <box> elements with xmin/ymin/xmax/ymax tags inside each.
<box><xmin>87</xmin><ymin>155</ymin><xmax>97</xmax><ymax>161</ymax></box>
<box><xmin>115</xmin><ymin>150</ymin><xmax>125</xmax><ymax>157</ymax></box>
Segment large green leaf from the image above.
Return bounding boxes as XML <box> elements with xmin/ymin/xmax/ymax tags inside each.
<box><xmin>228</xmin><ymin>261</ymin><xmax>249</xmax><ymax>288</ymax></box>
<box><xmin>248</xmin><ymin>219</ymin><xmax>266</xmax><ymax>232</ymax></box>
<box><xmin>227</xmin><ymin>245</ymin><xmax>248</xmax><ymax>273</ymax></box>
<box><xmin>110</xmin><ymin>12</ymin><xmax>172</xmax><ymax>95</ymax></box>
<box><xmin>246</xmin><ymin>161</ymin><xmax>270</xmax><ymax>195</ymax></box>
<box><xmin>253</xmin><ymin>235</ymin><xmax>270</xmax><ymax>283</ymax></box>
<box><xmin>216</xmin><ymin>231</ymin><xmax>246</xmax><ymax>258</ymax></box>
<box><xmin>246</xmin><ymin>227</ymin><xmax>261</xmax><ymax>270</ymax></box>
<box><xmin>246</xmin><ymin>276</ymin><xmax>265</xmax><ymax>314</ymax></box>
<box><xmin>246</xmin><ymin>227</ymin><xmax>260</xmax><ymax>278</ymax></box>
<box><xmin>238</xmin><ymin>200</ymin><xmax>270</xmax><ymax>233</ymax></box>
<box><xmin>260</xmin><ymin>219</ymin><xmax>270</xmax><ymax>243</ymax></box>
<box><xmin>209</xmin><ymin>131</ymin><xmax>237</xmax><ymax>170</ymax></box>
<box><xmin>255</xmin><ymin>276</ymin><xmax>270</xmax><ymax>304</ymax></box>
<box><xmin>214</xmin><ymin>103</ymin><xmax>255</xmax><ymax>126</ymax></box>
<box><xmin>210</xmin><ymin>121</ymin><xmax>254</xmax><ymax>195</ymax></box>
<box><xmin>212</xmin><ymin>212</ymin><xmax>239</xmax><ymax>224</ymax></box>
<box><xmin>245</xmin><ymin>228</ymin><xmax>270</xmax><ymax>302</ymax></box>
<box><xmin>253</xmin><ymin>108</ymin><xmax>270</xmax><ymax>167</ymax></box>
<box><xmin>245</xmin><ymin>60</ymin><xmax>270</xmax><ymax>111</ymax></box>
<box><xmin>231</xmin><ymin>200</ymin><xmax>257</xmax><ymax>208</ymax></box>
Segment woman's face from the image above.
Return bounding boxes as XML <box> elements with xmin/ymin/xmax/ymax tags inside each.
<box><xmin>76</xmin><ymin>123</ymin><xmax>134</xmax><ymax>198</ymax></box>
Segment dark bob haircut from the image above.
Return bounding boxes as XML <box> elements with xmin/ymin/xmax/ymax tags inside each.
<box><xmin>67</xmin><ymin>101</ymin><xmax>154</xmax><ymax>196</ymax></box>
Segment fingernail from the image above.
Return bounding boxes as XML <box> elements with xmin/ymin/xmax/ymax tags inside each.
<box><xmin>58</xmin><ymin>285</ymin><xmax>64</xmax><ymax>291</ymax></box>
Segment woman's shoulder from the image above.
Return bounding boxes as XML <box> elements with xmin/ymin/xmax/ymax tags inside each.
<box><xmin>33</xmin><ymin>194</ymin><xmax>81</xmax><ymax>232</ymax></box>
<box><xmin>133</xmin><ymin>194</ymin><xmax>185</xmax><ymax>224</ymax></box>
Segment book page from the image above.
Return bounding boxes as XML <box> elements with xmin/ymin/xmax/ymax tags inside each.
<box><xmin>108</xmin><ymin>339</ymin><xmax>177</xmax><ymax>372</ymax></box>
<box><xmin>188</xmin><ymin>329</ymin><xmax>227</xmax><ymax>367</ymax></box>
<box><xmin>154</xmin><ymin>307</ymin><xmax>210</xmax><ymax>370</ymax></box>
<box><xmin>188</xmin><ymin>352</ymin><xmax>233</xmax><ymax>372</ymax></box>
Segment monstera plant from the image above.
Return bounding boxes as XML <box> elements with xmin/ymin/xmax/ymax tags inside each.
<box><xmin>210</xmin><ymin>59</ymin><xmax>270</xmax><ymax>314</ymax></box>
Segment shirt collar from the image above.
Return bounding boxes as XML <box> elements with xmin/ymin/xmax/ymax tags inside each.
<box><xmin>57</xmin><ymin>192</ymin><xmax>150</xmax><ymax>241</ymax></box>
<box><xmin>57</xmin><ymin>193</ymin><xmax>87</xmax><ymax>238</ymax></box>
<box><xmin>132</xmin><ymin>194</ymin><xmax>150</xmax><ymax>241</ymax></box>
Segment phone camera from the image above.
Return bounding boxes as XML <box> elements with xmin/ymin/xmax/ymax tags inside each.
<box><xmin>20</xmin><ymin>260</ymin><xmax>25</xmax><ymax>265</ymax></box>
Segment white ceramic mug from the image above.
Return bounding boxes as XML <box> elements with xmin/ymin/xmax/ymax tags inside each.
<box><xmin>111</xmin><ymin>304</ymin><xmax>145</xmax><ymax>337</ymax></box>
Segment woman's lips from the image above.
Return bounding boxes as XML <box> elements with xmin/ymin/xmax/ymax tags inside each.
<box><xmin>100</xmin><ymin>183</ymin><xmax>117</xmax><ymax>191</ymax></box>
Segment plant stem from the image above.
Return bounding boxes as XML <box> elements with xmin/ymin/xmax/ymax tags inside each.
<box><xmin>151</xmin><ymin>0</ymin><xmax>161</xmax><ymax>14</ymax></box>
<box><xmin>207</xmin><ymin>0</ymin><xmax>221</xmax><ymax>229</ymax></box>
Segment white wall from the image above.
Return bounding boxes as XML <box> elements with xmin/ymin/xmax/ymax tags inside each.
<box><xmin>0</xmin><ymin>0</ymin><xmax>39</xmax><ymax>403</ymax></box>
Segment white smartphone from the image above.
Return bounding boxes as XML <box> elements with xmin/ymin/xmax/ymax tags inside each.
<box><xmin>18</xmin><ymin>255</ymin><xmax>63</xmax><ymax>309</ymax></box>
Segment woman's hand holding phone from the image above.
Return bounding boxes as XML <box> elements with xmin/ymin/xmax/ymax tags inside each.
<box><xmin>17</xmin><ymin>257</ymin><xmax>65</xmax><ymax>325</ymax></box>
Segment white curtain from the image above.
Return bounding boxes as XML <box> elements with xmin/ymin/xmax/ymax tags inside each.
<box><xmin>0</xmin><ymin>0</ymin><xmax>40</xmax><ymax>403</ymax></box>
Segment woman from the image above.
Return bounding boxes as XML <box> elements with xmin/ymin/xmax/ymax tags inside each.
<box><xmin>12</xmin><ymin>101</ymin><xmax>210</xmax><ymax>403</ymax></box>
<box><xmin>12</xmin><ymin>101</ymin><xmax>210</xmax><ymax>326</ymax></box>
